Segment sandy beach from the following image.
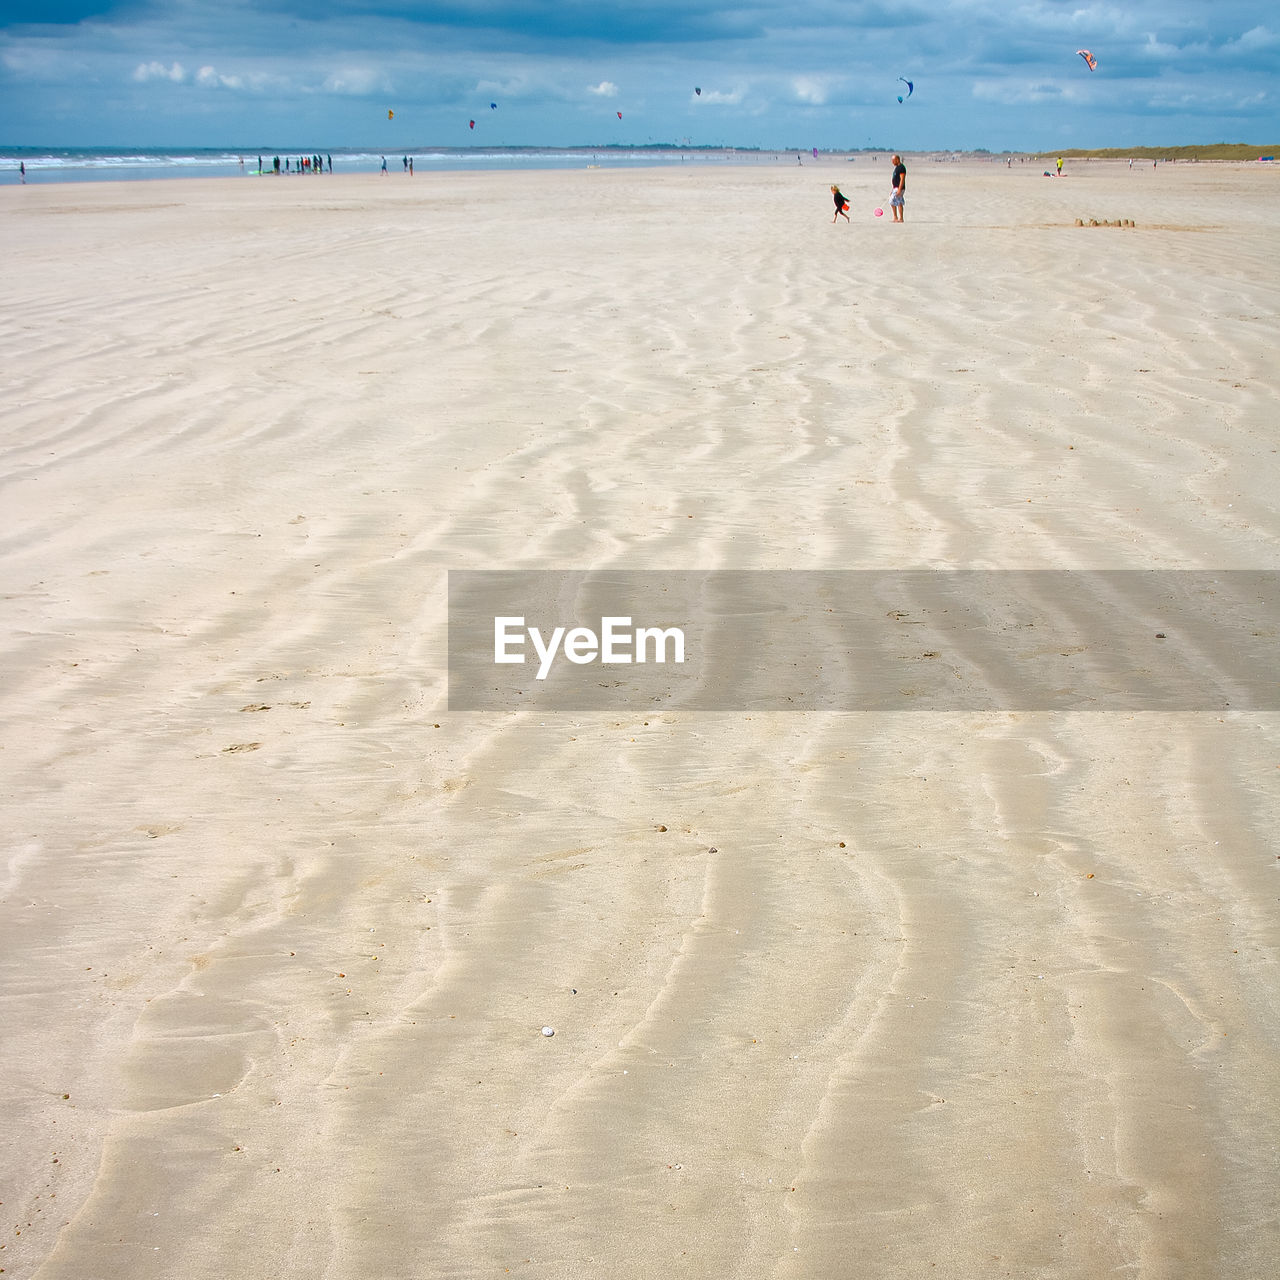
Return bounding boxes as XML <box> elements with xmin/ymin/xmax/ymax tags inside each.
<box><xmin>2</xmin><ymin>159</ymin><xmax>1278</xmax><ymax>1278</ymax></box>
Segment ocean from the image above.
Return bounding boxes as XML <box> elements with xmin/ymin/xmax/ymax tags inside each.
<box><xmin>2</xmin><ymin>145</ymin><xmax>799</xmax><ymax>184</ymax></box>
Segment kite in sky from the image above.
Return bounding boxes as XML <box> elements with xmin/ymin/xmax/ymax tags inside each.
<box><xmin>695</xmin><ymin>87</ymin><xmax>701</xmax><ymax>95</ymax></box>
<box><xmin>387</xmin><ymin>109</ymin><xmax>394</xmax><ymax>119</ymax></box>
<box><xmin>897</xmin><ymin>77</ymin><xmax>913</xmax><ymax>103</ymax></box>
<box><xmin>469</xmin><ymin>119</ymin><xmax>475</xmax><ymax>129</ymax></box>
<box><xmin>1077</xmin><ymin>49</ymin><xmax>1097</xmax><ymax>71</ymax></box>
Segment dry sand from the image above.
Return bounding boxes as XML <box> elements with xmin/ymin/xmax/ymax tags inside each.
<box><xmin>1</xmin><ymin>159</ymin><xmax>1278</xmax><ymax>1278</ymax></box>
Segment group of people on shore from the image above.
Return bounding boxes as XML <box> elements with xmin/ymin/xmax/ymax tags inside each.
<box><xmin>257</xmin><ymin>155</ymin><xmax>332</xmax><ymax>174</ymax></box>
<box><xmin>831</xmin><ymin>153</ymin><xmax>907</xmax><ymax>223</ymax></box>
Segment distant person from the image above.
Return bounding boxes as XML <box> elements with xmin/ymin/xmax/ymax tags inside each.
<box><xmin>408</xmin><ymin>156</ymin><xmax>413</xmax><ymax>176</ymax></box>
<box><xmin>381</xmin><ymin>155</ymin><xmax>388</xmax><ymax>175</ymax></box>
<box><xmin>327</xmin><ymin>154</ymin><xmax>332</xmax><ymax>172</ymax></box>
<box><xmin>890</xmin><ymin>154</ymin><xmax>906</xmax><ymax>222</ymax></box>
<box><xmin>19</xmin><ymin>161</ymin><xmax>25</xmax><ymax>183</ymax></box>
<box><xmin>1056</xmin><ymin>156</ymin><xmax>1064</xmax><ymax>176</ymax></box>
<box><xmin>830</xmin><ymin>185</ymin><xmax>850</xmax><ymax>222</ymax></box>
<box><xmin>403</xmin><ymin>155</ymin><xmax>408</xmax><ymax>171</ymax></box>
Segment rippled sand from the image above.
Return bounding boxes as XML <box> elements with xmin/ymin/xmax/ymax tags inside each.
<box><xmin>2</xmin><ymin>159</ymin><xmax>1278</xmax><ymax>1279</ymax></box>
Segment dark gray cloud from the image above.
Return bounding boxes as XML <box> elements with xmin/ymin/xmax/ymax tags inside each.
<box><xmin>296</xmin><ymin>0</ymin><xmax>767</xmax><ymax>44</ymax></box>
<box><xmin>0</xmin><ymin>2</ymin><xmax>119</xmax><ymax>21</ymax></box>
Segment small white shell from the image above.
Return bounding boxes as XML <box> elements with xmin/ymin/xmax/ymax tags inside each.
<box><xmin>541</xmin><ymin>1026</ymin><xmax>555</xmax><ymax>1037</ymax></box>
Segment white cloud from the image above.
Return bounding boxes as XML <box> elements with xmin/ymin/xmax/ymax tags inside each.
<box><xmin>791</xmin><ymin>76</ymin><xmax>828</xmax><ymax>105</ymax></box>
<box><xmin>587</xmin><ymin>80</ymin><xmax>618</xmax><ymax>97</ymax></box>
<box><xmin>1009</xmin><ymin>1</ymin><xmax>1137</xmax><ymax>38</ymax></box>
<box><xmin>133</xmin><ymin>60</ymin><xmax>185</xmax><ymax>83</ymax></box>
<box><xmin>196</xmin><ymin>64</ymin><xmax>243</xmax><ymax>89</ymax></box>
<box><xmin>972</xmin><ymin>78</ymin><xmax>1074</xmax><ymax>105</ymax></box>
<box><xmin>322</xmin><ymin>67</ymin><xmax>390</xmax><ymax>95</ymax></box>
<box><xmin>1223</xmin><ymin>25</ymin><xmax>1279</xmax><ymax>53</ymax></box>
<box><xmin>697</xmin><ymin>87</ymin><xmax>743</xmax><ymax>105</ymax></box>
<box><xmin>1137</xmin><ymin>32</ymin><xmax>1187</xmax><ymax>61</ymax></box>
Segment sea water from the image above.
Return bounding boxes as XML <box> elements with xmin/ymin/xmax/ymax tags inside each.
<box><xmin>2</xmin><ymin>145</ymin><xmax>782</xmax><ymax>184</ymax></box>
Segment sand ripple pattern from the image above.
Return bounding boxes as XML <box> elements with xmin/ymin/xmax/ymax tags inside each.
<box><xmin>1</xmin><ymin>164</ymin><xmax>1277</xmax><ymax>1279</ymax></box>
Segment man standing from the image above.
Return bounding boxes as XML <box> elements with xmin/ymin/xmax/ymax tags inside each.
<box><xmin>890</xmin><ymin>154</ymin><xmax>906</xmax><ymax>222</ymax></box>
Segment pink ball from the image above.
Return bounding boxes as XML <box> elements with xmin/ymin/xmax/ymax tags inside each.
<box><xmin>874</xmin><ymin>207</ymin><xmax>884</xmax><ymax>217</ymax></box>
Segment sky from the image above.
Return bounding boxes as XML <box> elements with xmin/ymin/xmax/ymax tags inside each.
<box><xmin>1</xmin><ymin>1</ymin><xmax>1277</xmax><ymax>151</ymax></box>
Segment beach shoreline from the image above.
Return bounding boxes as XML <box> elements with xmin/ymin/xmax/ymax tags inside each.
<box><xmin>6</xmin><ymin>144</ymin><xmax>1278</xmax><ymax>186</ymax></box>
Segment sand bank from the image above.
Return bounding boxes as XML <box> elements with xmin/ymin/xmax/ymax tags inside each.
<box><xmin>1</xmin><ymin>160</ymin><xmax>1277</xmax><ymax>1278</ymax></box>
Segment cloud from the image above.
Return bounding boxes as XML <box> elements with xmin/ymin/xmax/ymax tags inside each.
<box><xmin>3</xmin><ymin>1</ymin><xmax>1278</xmax><ymax>151</ymax></box>
<box><xmin>3</xmin><ymin>3</ymin><xmax>118</xmax><ymax>26</ymax></box>
<box><xmin>791</xmin><ymin>76</ymin><xmax>829</xmax><ymax>106</ymax></box>
<box><xmin>248</xmin><ymin>0</ymin><xmax>768</xmax><ymax>46</ymax></box>
<box><xmin>1007</xmin><ymin>1</ymin><xmax>1132</xmax><ymax>37</ymax></box>
<box><xmin>195</xmin><ymin>64</ymin><xmax>242</xmax><ymax>88</ymax></box>
<box><xmin>322</xmin><ymin>66</ymin><xmax>391</xmax><ymax>95</ymax></box>
<box><xmin>971</xmin><ymin>78</ymin><xmax>1073</xmax><ymax>105</ymax></box>
<box><xmin>133</xmin><ymin>59</ymin><xmax>185</xmax><ymax>82</ymax></box>
<box><xmin>1136</xmin><ymin>32</ymin><xmax>1190</xmax><ymax>62</ymax></box>
<box><xmin>696</xmin><ymin>86</ymin><xmax>743</xmax><ymax>105</ymax></box>
<box><xmin>1222</xmin><ymin>24</ymin><xmax>1279</xmax><ymax>54</ymax></box>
